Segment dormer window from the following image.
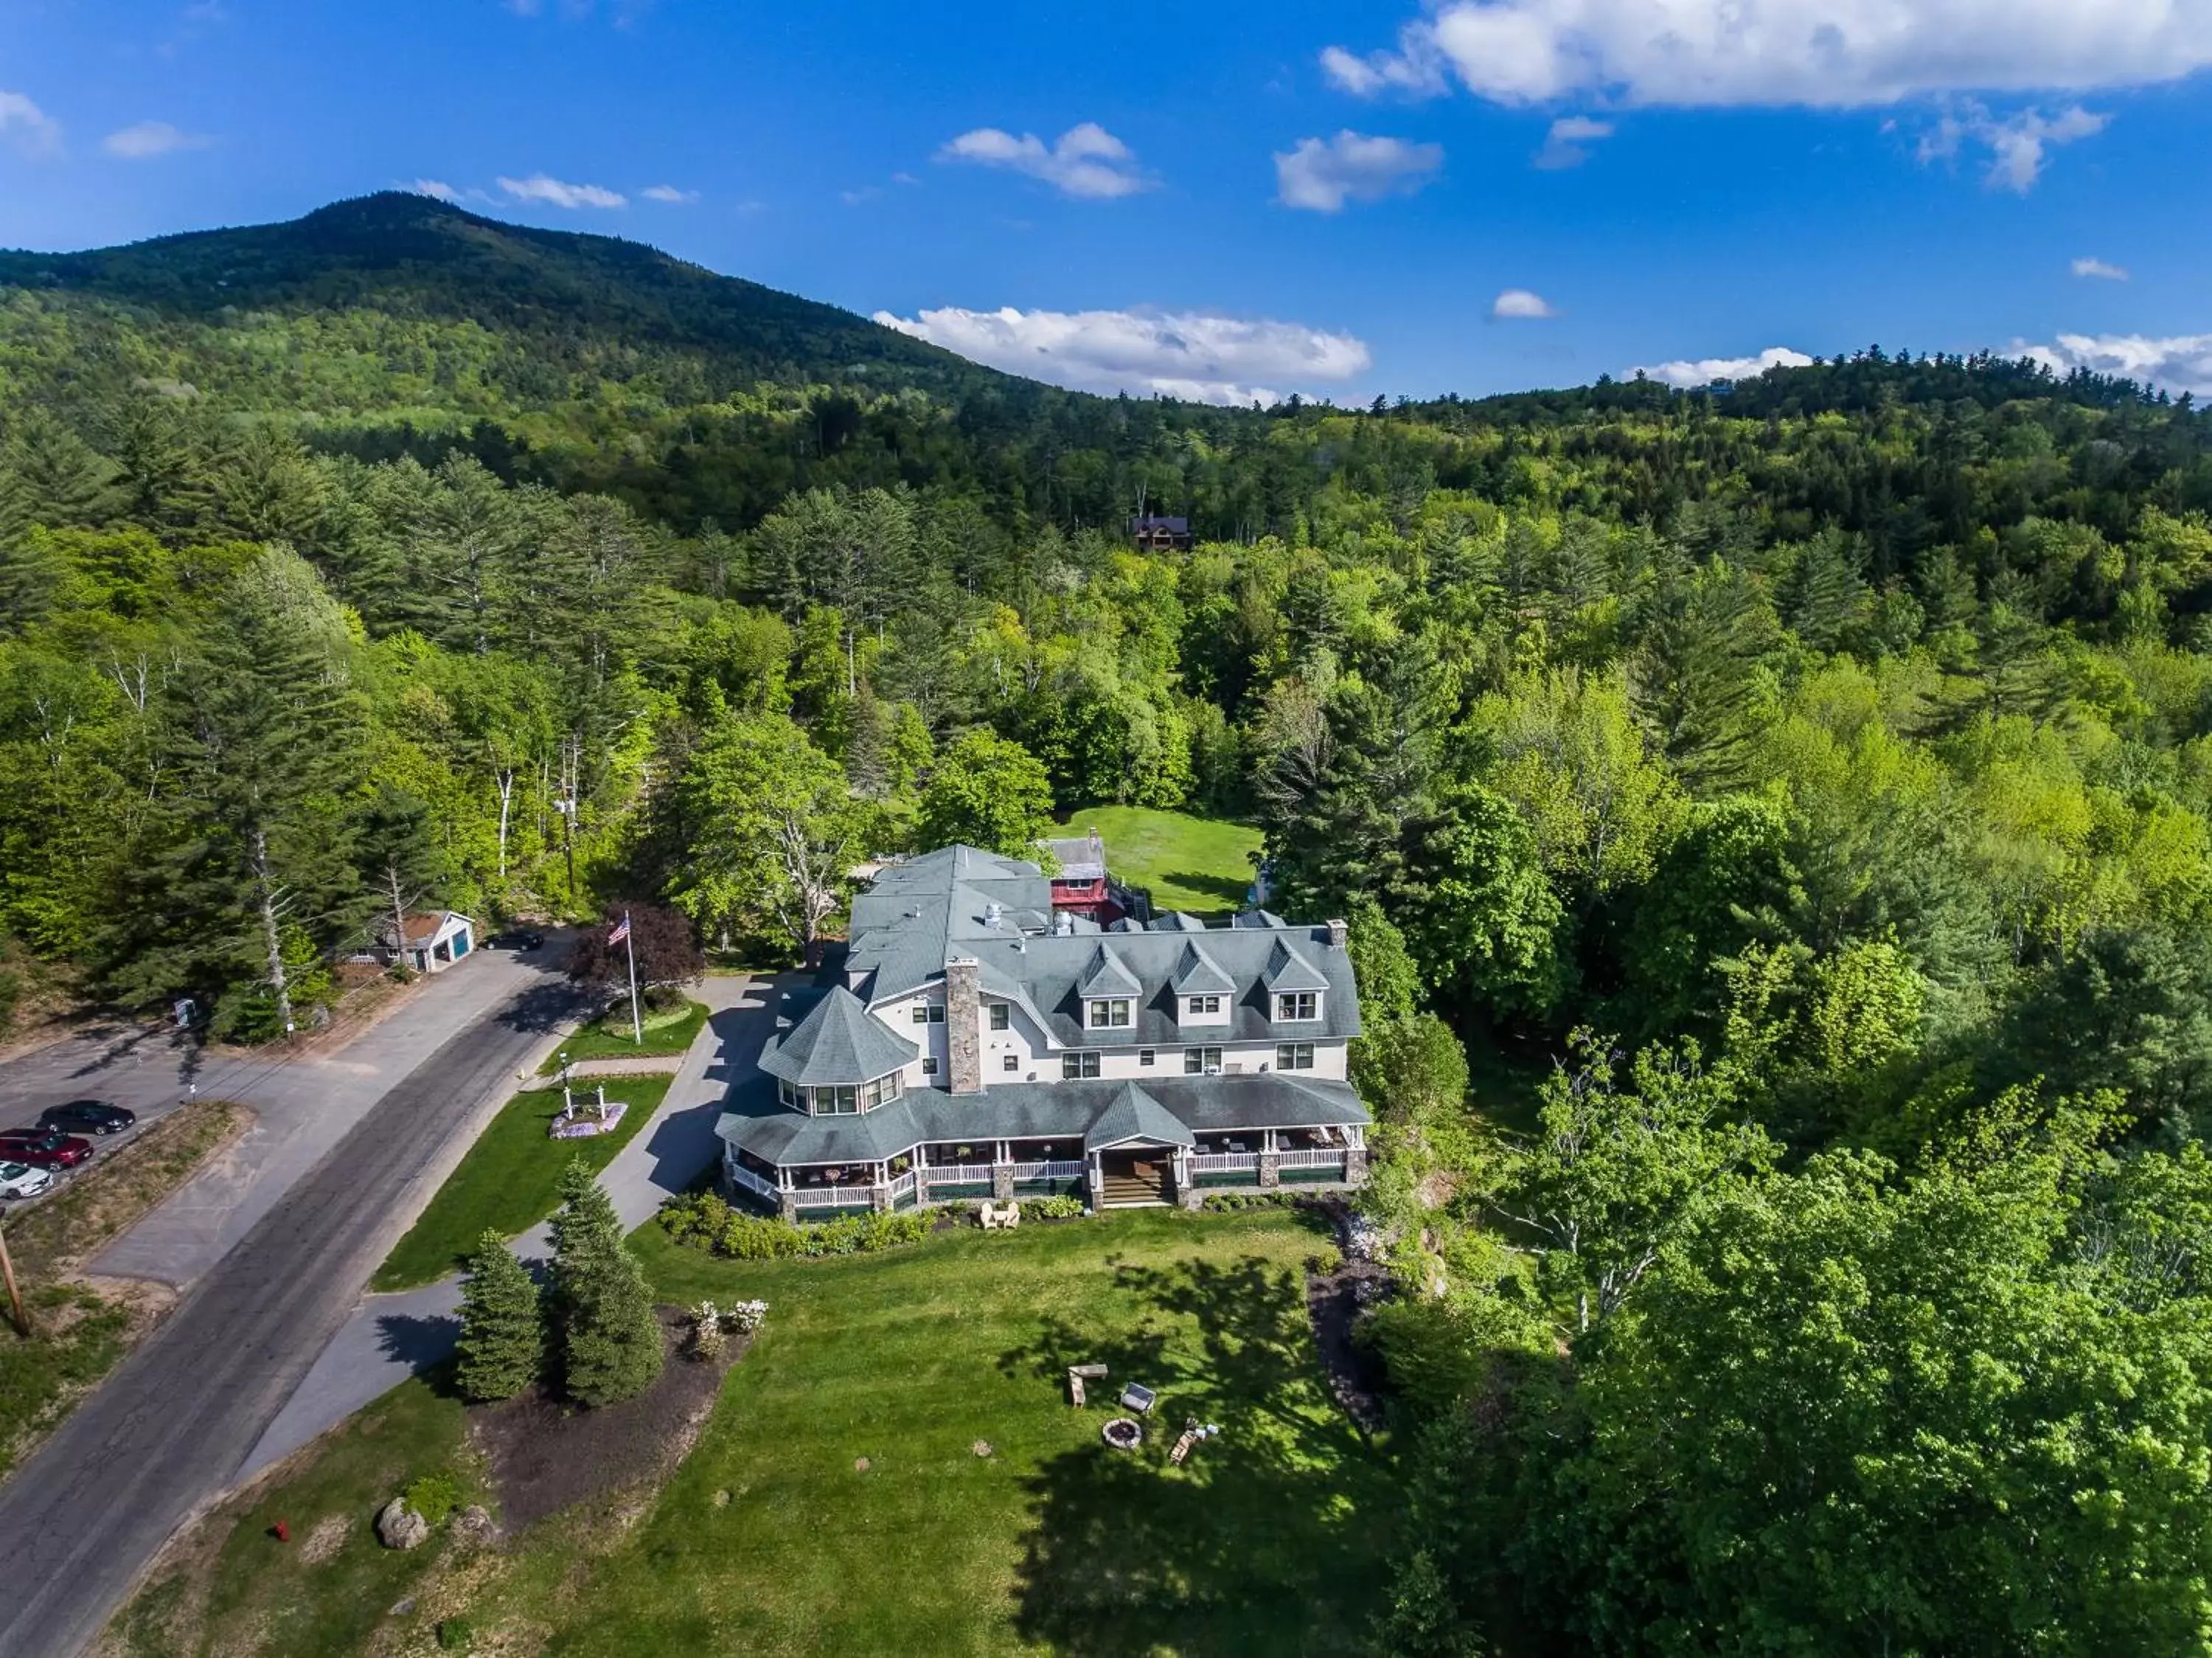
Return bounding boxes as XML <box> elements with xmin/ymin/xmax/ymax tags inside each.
<box><xmin>1186</xmin><ymin>995</ymin><xmax>1222</xmax><ymax>1016</ymax></box>
<box><xmin>1276</xmin><ymin>991</ymin><xmax>1318</xmax><ymax>1021</ymax></box>
<box><xmin>1088</xmin><ymin>999</ymin><xmax>1132</xmax><ymax>1030</ymax></box>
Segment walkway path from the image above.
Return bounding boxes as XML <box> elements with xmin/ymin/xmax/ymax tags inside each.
<box><xmin>239</xmin><ymin>974</ymin><xmax>790</xmax><ymax>1479</ymax></box>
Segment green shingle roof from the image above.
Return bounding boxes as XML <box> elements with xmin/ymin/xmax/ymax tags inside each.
<box><xmin>1084</xmin><ymin>1083</ymin><xmax>1196</xmax><ymax>1151</ymax></box>
<box><xmin>1262</xmin><ymin>937</ymin><xmax>1331</xmax><ymax>993</ymax></box>
<box><xmin>1169</xmin><ymin>940</ymin><xmax>1235</xmax><ymax>995</ymax></box>
<box><xmin>757</xmin><ymin>986</ymin><xmax>919</xmax><ymax>1087</ymax></box>
<box><xmin>1075</xmin><ymin>942</ymin><xmax>1142</xmax><ymax>998</ymax></box>
<box><xmin>717</xmin><ymin>1073</ymin><xmax>1366</xmax><ymax>1168</ymax></box>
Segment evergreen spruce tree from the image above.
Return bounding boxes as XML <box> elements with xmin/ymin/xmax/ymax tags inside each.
<box><xmin>106</xmin><ymin>546</ymin><xmax>369</xmax><ymax>1036</ymax></box>
<box><xmin>454</xmin><ymin>1229</ymin><xmax>544</xmax><ymax>1402</ymax></box>
<box><xmin>548</xmin><ymin>1160</ymin><xmax>664</xmax><ymax>1407</ymax></box>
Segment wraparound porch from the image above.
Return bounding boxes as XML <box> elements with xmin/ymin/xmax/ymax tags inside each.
<box><xmin>723</xmin><ymin>1121</ymin><xmax>1367</xmax><ymax>1220</ymax></box>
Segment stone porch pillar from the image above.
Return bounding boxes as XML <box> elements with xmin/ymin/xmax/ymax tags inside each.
<box><xmin>1257</xmin><ymin>1128</ymin><xmax>1281</xmax><ymax>1190</ymax></box>
<box><xmin>1343</xmin><ymin>1145</ymin><xmax>1369</xmax><ymax>1184</ymax></box>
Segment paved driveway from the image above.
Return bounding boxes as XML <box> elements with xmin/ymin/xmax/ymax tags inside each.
<box><xmin>3</xmin><ymin>950</ymin><xmax>566</xmax><ymax>1288</ymax></box>
<box><xmin>239</xmin><ymin>974</ymin><xmax>790</xmax><ymax>1478</ymax></box>
<box><xmin>0</xmin><ymin>951</ymin><xmax>586</xmax><ymax>1658</ymax></box>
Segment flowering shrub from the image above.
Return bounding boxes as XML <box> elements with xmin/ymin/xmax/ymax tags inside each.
<box><xmin>689</xmin><ymin>1300</ymin><xmax>726</xmax><ymax>1359</ymax></box>
<box><xmin>658</xmin><ymin>1193</ymin><xmax>929</xmax><ymax>1260</ymax></box>
<box><xmin>726</xmin><ymin>1299</ymin><xmax>768</xmax><ymax>1333</ymax></box>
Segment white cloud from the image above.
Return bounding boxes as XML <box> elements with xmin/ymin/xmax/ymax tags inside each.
<box><xmin>2017</xmin><ymin>333</ymin><xmax>2212</xmax><ymax>397</ymax></box>
<box><xmin>2072</xmin><ymin>256</ymin><xmax>2128</xmax><ymax>281</ymax></box>
<box><xmin>641</xmin><ymin>184</ymin><xmax>698</xmax><ymax>204</ymax></box>
<box><xmin>936</xmin><ymin>123</ymin><xmax>1149</xmax><ymax>199</ymax></box>
<box><xmin>1918</xmin><ymin>102</ymin><xmax>2105</xmax><ymax>191</ymax></box>
<box><xmin>102</xmin><ymin>120</ymin><xmax>212</xmax><ymax>160</ymax></box>
<box><xmin>1535</xmin><ymin>114</ymin><xmax>1613</xmax><ymax>168</ymax></box>
<box><xmin>410</xmin><ymin>178</ymin><xmax>460</xmax><ymax>202</ymax></box>
<box><xmin>1325</xmin><ymin>1</ymin><xmax>2212</xmax><ymax>108</ymax></box>
<box><xmin>498</xmin><ymin>173</ymin><xmax>626</xmax><ymax>209</ymax></box>
<box><xmin>0</xmin><ymin>90</ymin><xmax>61</xmax><ymax>157</ymax></box>
<box><xmin>1492</xmin><ymin>288</ymin><xmax>1557</xmax><ymax>319</ymax></box>
<box><xmin>871</xmin><ymin>305</ymin><xmax>1371</xmax><ymax>405</ymax></box>
<box><xmin>1320</xmin><ymin>41</ymin><xmax>1447</xmax><ymax>97</ymax></box>
<box><xmin>1630</xmin><ymin>346</ymin><xmax>1818</xmax><ymax>386</ymax></box>
<box><xmin>1274</xmin><ymin>131</ymin><xmax>1443</xmax><ymax>212</ymax></box>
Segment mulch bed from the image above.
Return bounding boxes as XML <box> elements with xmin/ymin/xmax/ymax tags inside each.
<box><xmin>468</xmin><ymin>1308</ymin><xmax>749</xmax><ymax>1532</ymax></box>
<box><xmin>1305</xmin><ymin>1259</ymin><xmax>1391</xmax><ymax>1434</ymax></box>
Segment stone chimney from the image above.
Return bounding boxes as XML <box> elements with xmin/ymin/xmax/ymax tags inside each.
<box><xmin>1326</xmin><ymin>918</ymin><xmax>1348</xmax><ymax>950</ymax></box>
<box><xmin>945</xmin><ymin>957</ymin><xmax>984</xmax><ymax>1095</ymax></box>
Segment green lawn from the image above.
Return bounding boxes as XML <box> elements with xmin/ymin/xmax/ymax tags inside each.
<box><xmin>512</xmin><ymin>1207</ymin><xmax>1399</xmax><ymax>1656</ymax></box>
<box><xmin>369</xmin><ymin>1077</ymin><xmax>671</xmax><ymax>1291</ymax></box>
<box><xmin>115</xmin><ymin>1210</ymin><xmax>1399</xmax><ymax>1657</ymax></box>
<box><xmin>1059</xmin><ymin>805</ymin><xmax>1263</xmax><ymax>918</ymax></box>
<box><xmin>538</xmin><ymin>994</ymin><xmax>708</xmax><ymax>1073</ymax></box>
<box><xmin>109</xmin><ymin>1375</ymin><xmax>481</xmax><ymax>1658</ymax></box>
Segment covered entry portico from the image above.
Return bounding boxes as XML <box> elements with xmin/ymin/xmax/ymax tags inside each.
<box><xmin>1085</xmin><ymin>1083</ymin><xmax>1195</xmax><ymax>1207</ymax></box>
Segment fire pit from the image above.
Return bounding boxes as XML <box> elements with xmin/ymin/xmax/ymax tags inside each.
<box><xmin>1101</xmin><ymin>1418</ymin><xmax>1143</xmax><ymax>1451</ymax></box>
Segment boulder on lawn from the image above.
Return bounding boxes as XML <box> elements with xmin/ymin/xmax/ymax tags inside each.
<box><xmin>375</xmin><ymin>1497</ymin><xmax>430</xmax><ymax>1550</ymax></box>
<box><xmin>451</xmin><ymin>1505</ymin><xmax>497</xmax><ymax>1548</ymax></box>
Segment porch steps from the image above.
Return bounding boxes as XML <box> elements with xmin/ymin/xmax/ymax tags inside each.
<box><xmin>1102</xmin><ymin>1171</ymin><xmax>1168</xmax><ymax>1206</ymax></box>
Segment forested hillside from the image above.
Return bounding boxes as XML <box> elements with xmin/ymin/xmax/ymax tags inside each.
<box><xmin>7</xmin><ymin>199</ymin><xmax>2212</xmax><ymax>1651</ymax></box>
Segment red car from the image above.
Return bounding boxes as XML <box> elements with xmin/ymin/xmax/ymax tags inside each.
<box><xmin>0</xmin><ymin>1128</ymin><xmax>94</xmax><ymax>1169</ymax></box>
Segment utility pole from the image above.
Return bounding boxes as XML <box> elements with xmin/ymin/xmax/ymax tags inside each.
<box><xmin>0</xmin><ymin>1221</ymin><xmax>29</xmax><ymax>1339</ymax></box>
<box><xmin>558</xmin><ymin>733</ymin><xmax>580</xmax><ymax>900</ymax></box>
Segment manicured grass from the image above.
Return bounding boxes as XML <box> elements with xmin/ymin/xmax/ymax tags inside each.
<box><xmin>111</xmin><ymin>1210</ymin><xmax>1399</xmax><ymax>1657</ymax></box>
<box><xmin>1060</xmin><ymin>805</ymin><xmax>1263</xmax><ymax>918</ymax></box>
<box><xmin>109</xmin><ymin>1375</ymin><xmax>480</xmax><ymax>1658</ymax></box>
<box><xmin>521</xmin><ymin>1207</ymin><xmax>1399</xmax><ymax>1655</ymax></box>
<box><xmin>538</xmin><ymin>994</ymin><xmax>709</xmax><ymax>1073</ymax></box>
<box><xmin>370</xmin><ymin>1076</ymin><xmax>670</xmax><ymax>1291</ymax></box>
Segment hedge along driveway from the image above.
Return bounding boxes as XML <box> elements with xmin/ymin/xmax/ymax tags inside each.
<box><xmin>370</xmin><ymin>1077</ymin><xmax>671</xmax><ymax>1291</ymax></box>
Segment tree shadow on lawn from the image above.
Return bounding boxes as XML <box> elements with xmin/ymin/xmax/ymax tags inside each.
<box><xmin>1155</xmin><ymin>868</ymin><xmax>1252</xmax><ymax>910</ymax></box>
<box><xmin>1001</xmin><ymin>1252</ymin><xmax>1397</xmax><ymax>1656</ymax></box>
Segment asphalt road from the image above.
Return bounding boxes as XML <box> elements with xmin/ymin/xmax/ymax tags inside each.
<box><xmin>0</xmin><ymin>962</ymin><xmax>584</xmax><ymax>1658</ymax></box>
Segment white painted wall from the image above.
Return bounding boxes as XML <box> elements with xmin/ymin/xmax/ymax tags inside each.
<box><xmin>874</xmin><ymin>983</ymin><xmax>1348</xmax><ymax>1089</ymax></box>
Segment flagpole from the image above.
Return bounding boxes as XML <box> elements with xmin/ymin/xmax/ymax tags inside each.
<box><xmin>625</xmin><ymin>907</ymin><xmax>642</xmax><ymax>1045</ymax></box>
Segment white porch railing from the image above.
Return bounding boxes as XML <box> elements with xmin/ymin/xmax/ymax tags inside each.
<box><xmin>789</xmin><ymin>1185</ymin><xmax>867</xmax><ymax>1209</ymax></box>
<box><xmin>1008</xmin><ymin>1160</ymin><xmax>1086</xmax><ymax>1180</ymax></box>
<box><xmin>1189</xmin><ymin>1154</ymin><xmax>1261</xmax><ymax>1173</ymax></box>
<box><xmin>728</xmin><ymin>1162</ymin><xmax>776</xmax><ymax>1200</ymax></box>
<box><xmin>1276</xmin><ymin>1149</ymin><xmax>1349</xmax><ymax>1169</ymax></box>
<box><xmin>888</xmin><ymin>1170</ymin><xmax>917</xmax><ymax>1201</ymax></box>
<box><xmin>919</xmin><ymin>1165</ymin><xmax>993</xmax><ymax>1184</ymax></box>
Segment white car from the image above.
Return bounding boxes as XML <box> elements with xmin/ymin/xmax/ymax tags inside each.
<box><xmin>0</xmin><ymin>1159</ymin><xmax>54</xmax><ymax>1200</ymax></box>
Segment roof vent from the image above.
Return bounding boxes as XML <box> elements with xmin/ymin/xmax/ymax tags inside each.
<box><xmin>985</xmin><ymin>901</ymin><xmax>1003</xmax><ymax>929</ymax></box>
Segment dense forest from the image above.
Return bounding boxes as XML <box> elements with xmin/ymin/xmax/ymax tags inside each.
<box><xmin>9</xmin><ymin>192</ymin><xmax>2212</xmax><ymax>1653</ymax></box>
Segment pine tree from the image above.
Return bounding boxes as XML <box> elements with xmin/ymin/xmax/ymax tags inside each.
<box><xmin>106</xmin><ymin>547</ymin><xmax>369</xmax><ymax>1036</ymax></box>
<box><xmin>548</xmin><ymin>1160</ymin><xmax>664</xmax><ymax>1407</ymax></box>
<box><xmin>455</xmin><ymin>1229</ymin><xmax>544</xmax><ymax>1402</ymax></box>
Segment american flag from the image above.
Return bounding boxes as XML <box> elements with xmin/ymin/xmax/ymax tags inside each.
<box><xmin>608</xmin><ymin>915</ymin><xmax>630</xmax><ymax>944</ymax></box>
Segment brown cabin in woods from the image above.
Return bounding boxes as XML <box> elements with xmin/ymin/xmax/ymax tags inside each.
<box><xmin>1130</xmin><ymin>516</ymin><xmax>1192</xmax><ymax>552</ymax></box>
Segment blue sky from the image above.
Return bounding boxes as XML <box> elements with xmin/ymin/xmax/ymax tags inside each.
<box><xmin>3</xmin><ymin>0</ymin><xmax>2210</xmax><ymax>403</ymax></box>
